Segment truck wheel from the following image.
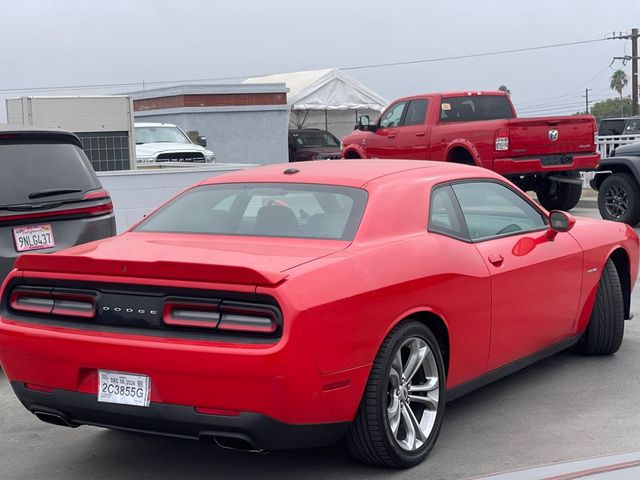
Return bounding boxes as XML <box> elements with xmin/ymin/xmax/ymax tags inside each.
<box><xmin>535</xmin><ymin>173</ymin><xmax>582</xmax><ymax>211</ymax></box>
<box><xmin>597</xmin><ymin>173</ymin><xmax>640</xmax><ymax>226</ymax></box>
<box><xmin>345</xmin><ymin>321</ymin><xmax>446</xmax><ymax>468</ymax></box>
<box><xmin>576</xmin><ymin>259</ymin><xmax>625</xmax><ymax>355</ymax></box>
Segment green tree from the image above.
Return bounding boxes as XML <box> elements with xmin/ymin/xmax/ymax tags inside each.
<box><xmin>498</xmin><ymin>85</ymin><xmax>511</xmax><ymax>96</ymax></box>
<box><xmin>590</xmin><ymin>97</ymin><xmax>632</xmax><ymax>122</ymax></box>
<box><xmin>610</xmin><ymin>69</ymin><xmax>628</xmax><ymax>116</ymax></box>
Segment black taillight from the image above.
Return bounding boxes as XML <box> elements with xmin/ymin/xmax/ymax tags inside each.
<box><xmin>162</xmin><ymin>298</ymin><xmax>279</xmax><ymax>334</ymax></box>
<box><xmin>163</xmin><ymin>300</ymin><xmax>220</xmax><ymax>329</ymax></box>
<box><xmin>218</xmin><ymin>304</ymin><xmax>278</xmax><ymax>334</ymax></box>
<box><xmin>9</xmin><ymin>287</ymin><xmax>96</xmax><ymax>319</ymax></box>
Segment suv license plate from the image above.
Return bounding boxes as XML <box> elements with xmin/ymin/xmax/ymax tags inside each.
<box><xmin>98</xmin><ymin>371</ymin><xmax>151</xmax><ymax>407</ymax></box>
<box><xmin>13</xmin><ymin>224</ymin><xmax>55</xmax><ymax>252</ymax></box>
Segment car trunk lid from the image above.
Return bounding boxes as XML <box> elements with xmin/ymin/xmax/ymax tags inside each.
<box><xmin>14</xmin><ymin>232</ymin><xmax>350</xmax><ymax>286</ymax></box>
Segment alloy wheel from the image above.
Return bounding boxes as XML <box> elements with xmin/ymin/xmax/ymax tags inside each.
<box><xmin>604</xmin><ymin>184</ymin><xmax>628</xmax><ymax>219</ymax></box>
<box><xmin>386</xmin><ymin>337</ymin><xmax>439</xmax><ymax>451</ymax></box>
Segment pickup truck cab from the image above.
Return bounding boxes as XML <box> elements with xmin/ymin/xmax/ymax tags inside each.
<box><xmin>342</xmin><ymin>91</ymin><xmax>599</xmax><ymax>210</ymax></box>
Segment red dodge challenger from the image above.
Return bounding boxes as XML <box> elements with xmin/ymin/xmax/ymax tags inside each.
<box><xmin>0</xmin><ymin>160</ymin><xmax>637</xmax><ymax>468</ymax></box>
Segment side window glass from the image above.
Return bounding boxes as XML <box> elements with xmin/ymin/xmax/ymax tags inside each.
<box><xmin>626</xmin><ymin>119</ymin><xmax>640</xmax><ymax>134</ymax></box>
<box><xmin>452</xmin><ymin>182</ymin><xmax>547</xmax><ymax>240</ymax></box>
<box><xmin>403</xmin><ymin>100</ymin><xmax>428</xmax><ymax>126</ymax></box>
<box><xmin>379</xmin><ymin>102</ymin><xmax>407</xmax><ymax>128</ymax></box>
<box><xmin>428</xmin><ymin>186</ymin><xmax>468</xmax><ymax>240</ymax></box>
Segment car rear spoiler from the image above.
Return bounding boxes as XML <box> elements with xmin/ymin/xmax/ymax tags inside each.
<box><xmin>14</xmin><ymin>254</ymin><xmax>288</xmax><ymax>287</ymax></box>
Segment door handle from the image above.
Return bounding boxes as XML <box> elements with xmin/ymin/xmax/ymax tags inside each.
<box><xmin>488</xmin><ymin>254</ymin><xmax>504</xmax><ymax>266</ymax></box>
<box><xmin>415</xmin><ymin>132</ymin><xmax>426</xmax><ymax>137</ymax></box>
<box><xmin>387</xmin><ymin>134</ymin><xmax>397</xmax><ymax>139</ymax></box>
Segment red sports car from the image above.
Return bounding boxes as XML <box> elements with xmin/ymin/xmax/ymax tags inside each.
<box><xmin>0</xmin><ymin>160</ymin><xmax>637</xmax><ymax>468</ymax></box>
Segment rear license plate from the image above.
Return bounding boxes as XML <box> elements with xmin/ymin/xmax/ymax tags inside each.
<box><xmin>13</xmin><ymin>224</ymin><xmax>55</xmax><ymax>252</ymax></box>
<box><xmin>98</xmin><ymin>370</ymin><xmax>151</xmax><ymax>407</ymax></box>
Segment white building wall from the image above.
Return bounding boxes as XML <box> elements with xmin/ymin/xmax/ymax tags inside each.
<box><xmin>135</xmin><ymin>107</ymin><xmax>289</xmax><ymax>165</ymax></box>
<box><xmin>97</xmin><ymin>165</ymin><xmax>254</xmax><ymax>233</ymax></box>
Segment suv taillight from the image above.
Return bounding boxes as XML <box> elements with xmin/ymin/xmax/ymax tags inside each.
<box><xmin>0</xmin><ymin>191</ymin><xmax>113</xmax><ymax>223</ymax></box>
<box><xmin>10</xmin><ymin>288</ymin><xmax>96</xmax><ymax>318</ymax></box>
<box><xmin>494</xmin><ymin>128</ymin><xmax>509</xmax><ymax>151</ymax></box>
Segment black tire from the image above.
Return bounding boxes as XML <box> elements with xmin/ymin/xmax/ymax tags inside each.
<box><xmin>597</xmin><ymin>173</ymin><xmax>640</xmax><ymax>226</ymax></box>
<box><xmin>536</xmin><ymin>173</ymin><xmax>582</xmax><ymax>211</ymax></box>
<box><xmin>577</xmin><ymin>259</ymin><xmax>625</xmax><ymax>355</ymax></box>
<box><xmin>345</xmin><ymin>321</ymin><xmax>446</xmax><ymax>468</ymax></box>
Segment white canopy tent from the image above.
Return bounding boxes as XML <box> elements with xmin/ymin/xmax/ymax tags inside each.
<box><xmin>243</xmin><ymin>68</ymin><xmax>389</xmax><ymax>139</ymax></box>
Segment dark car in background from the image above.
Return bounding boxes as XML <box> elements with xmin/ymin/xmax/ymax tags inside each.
<box><xmin>598</xmin><ymin>117</ymin><xmax>640</xmax><ymax>136</ymax></box>
<box><xmin>288</xmin><ymin>129</ymin><xmax>342</xmax><ymax>162</ymax></box>
<box><xmin>0</xmin><ymin>126</ymin><xmax>116</xmax><ymax>282</ymax></box>
<box><xmin>592</xmin><ymin>140</ymin><xmax>640</xmax><ymax>226</ymax></box>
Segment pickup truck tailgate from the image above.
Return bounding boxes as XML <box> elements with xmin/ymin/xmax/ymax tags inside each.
<box><xmin>508</xmin><ymin>115</ymin><xmax>596</xmax><ymax>156</ymax></box>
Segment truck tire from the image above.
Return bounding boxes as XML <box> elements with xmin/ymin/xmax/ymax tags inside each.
<box><xmin>535</xmin><ymin>173</ymin><xmax>582</xmax><ymax>211</ymax></box>
<box><xmin>597</xmin><ymin>173</ymin><xmax>640</xmax><ymax>226</ymax></box>
<box><xmin>345</xmin><ymin>321</ymin><xmax>446</xmax><ymax>468</ymax></box>
<box><xmin>576</xmin><ymin>259</ymin><xmax>625</xmax><ymax>355</ymax></box>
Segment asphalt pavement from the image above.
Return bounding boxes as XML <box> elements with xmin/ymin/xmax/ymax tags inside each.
<box><xmin>1</xmin><ymin>196</ymin><xmax>639</xmax><ymax>480</ymax></box>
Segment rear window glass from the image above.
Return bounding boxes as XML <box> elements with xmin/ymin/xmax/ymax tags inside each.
<box><xmin>290</xmin><ymin>131</ymin><xmax>340</xmax><ymax>148</ymax></box>
<box><xmin>136</xmin><ymin>183</ymin><xmax>367</xmax><ymax>240</ymax></box>
<box><xmin>439</xmin><ymin>95</ymin><xmax>514</xmax><ymax>122</ymax></box>
<box><xmin>0</xmin><ymin>143</ymin><xmax>100</xmax><ymax>206</ymax></box>
<box><xmin>598</xmin><ymin>119</ymin><xmax>626</xmax><ymax>136</ymax></box>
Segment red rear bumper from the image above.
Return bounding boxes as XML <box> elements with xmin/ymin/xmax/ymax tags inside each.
<box><xmin>0</xmin><ymin>313</ymin><xmax>368</xmax><ymax>433</ymax></box>
<box><xmin>493</xmin><ymin>152</ymin><xmax>600</xmax><ymax>176</ymax></box>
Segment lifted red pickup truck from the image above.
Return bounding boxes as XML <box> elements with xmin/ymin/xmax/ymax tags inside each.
<box><xmin>342</xmin><ymin>91</ymin><xmax>599</xmax><ymax>210</ymax></box>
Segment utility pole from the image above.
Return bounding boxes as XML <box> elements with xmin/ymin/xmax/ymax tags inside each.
<box><xmin>583</xmin><ymin>88</ymin><xmax>592</xmax><ymax>114</ymax></box>
<box><xmin>634</xmin><ymin>28</ymin><xmax>638</xmax><ymax>116</ymax></box>
<box><xmin>611</xmin><ymin>29</ymin><xmax>639</xmax><ymax>116</ymax></box>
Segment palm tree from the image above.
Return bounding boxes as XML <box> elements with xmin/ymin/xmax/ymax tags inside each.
<box><xmin>498</xmin><ymin>85</ymin><xmax>511</xmax><ymax>96</ymax></box>
<box><xmin>610</xmin><ymin>69</ymin><xmax>628</xmax><ymax>116</ymax></box>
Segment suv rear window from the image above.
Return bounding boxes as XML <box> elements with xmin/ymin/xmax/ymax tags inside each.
<box><xmin>598</xmin><ymin>119</ymin><xmax>627</xmax><ymax>136</ymax></box>
<box><xmin>0</xmin><ymin>142</ymin><xmax>101</xmax><ymax>206</ymax></box>
<box><xmin>136</xmin><ymin>183</ymin><xmax>367</xmax><ymax>240</ymax></box>
<box><xmin>290</xmin><ymin>131</ymin><xmax>340</xmax><ymax>148</ymax></box>
<box><xmin>439</xmin><ymin>95</ymin><xmax>514</xmax><ymax>122</ymax></box>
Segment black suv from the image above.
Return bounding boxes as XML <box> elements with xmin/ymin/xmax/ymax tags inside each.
<box><xmin>0</xmin><ymin>126</ymin><xmax>116</xmax><ymax>282</ymax></box>
<box><xmin>288</xmin><ymin>129</ymin><xmax>342</xmax><ymax>162</ymax></box>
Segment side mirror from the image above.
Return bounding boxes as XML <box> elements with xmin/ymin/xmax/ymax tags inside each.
<box><xmin>197</xmin><ymin>136</ymin><xmax>207</xmax><ymax>148</ymax></box>
<box><xmin>546</xmin><ymin>210</ymin><xmax>575</xmax><ymax>240</ymax></box>
<box><xmin>357</xmin><ymin>115</ymin><xmax>377</xmax><ymax>131</ymax></box>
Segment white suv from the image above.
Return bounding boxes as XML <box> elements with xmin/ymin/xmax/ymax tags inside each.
<box><xmin>135</xmin><ymin>122</ymin><xmax>215</xmax><ymax>164</ymax></box>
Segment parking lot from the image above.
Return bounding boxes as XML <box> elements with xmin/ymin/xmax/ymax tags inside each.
<box><xmin>0</xmin><ymin>196</ymin><xmax>638</xmax><ymax>480</ymax></box>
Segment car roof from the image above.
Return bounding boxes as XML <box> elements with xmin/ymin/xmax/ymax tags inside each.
<box><xmin>392</xmin><ymin>91</ymin><xmax>508</xmax><ymax>102</ymax></box>
<box><xmin>135</xmin><ymin>122</ymin><xmax>178</xmax><ymax>128</ymax></box>
<box><xmin>199</xmin><ymin>160</ymin><xmax>498</xmax><ymax>188</ymax></box>
<box><xmin>0</xmin><ymin>124</ymin><xmax>82</xmax><ymax>148</ymax></box>
<box><xmin>289</xmin><ymin>129</ymin><xmax>330</xmax><ymax>133</ymax></box>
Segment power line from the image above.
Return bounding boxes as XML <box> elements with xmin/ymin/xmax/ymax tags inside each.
<box><xmin>340</xmin><ymin>38</ymin><xmax>610</xmax><ymax>72</ymax></box>
<box><xmin>518</xmin><ymin>95</ymin><xmax>613</xmax><ymax>112</ymax></box>
<box><xmin>0</xmin><ymin>37</ymin><xmax>612</xmax><ymax>95</ymax></box>
<box><xmin>515</xmin><ymin>65</ymin><xmax>613</xmax><ymax>108</ymax></box>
